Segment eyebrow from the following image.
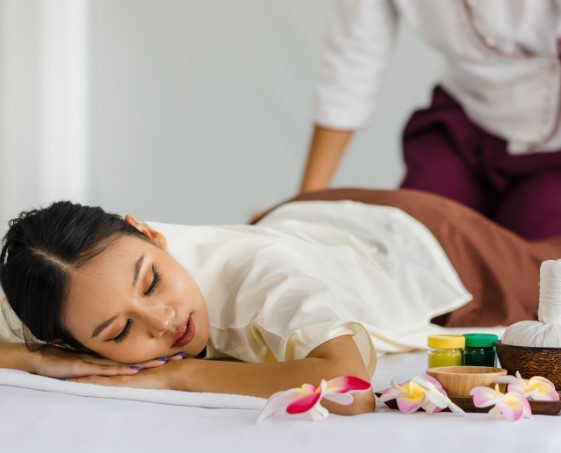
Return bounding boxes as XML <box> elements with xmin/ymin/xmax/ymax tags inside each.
<box><xmin>90</xmin><ymin>254</ymin><xmax>145</xmax><ymax>339</ymax></box>
<box><xmin>132</xmin><ymin>254</ymin><xmax>144</xmax><ymax>288</ymax></box>
<box><xmin>91</xmin><ymin>315</ymin><xmax>119</xmax><ymax>338</ymax></box>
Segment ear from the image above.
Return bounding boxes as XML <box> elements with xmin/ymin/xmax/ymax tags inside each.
<box><xmin>125</xmin><ymin>215</ymin><xmax>168</xmax><ymax>250</ymax></box>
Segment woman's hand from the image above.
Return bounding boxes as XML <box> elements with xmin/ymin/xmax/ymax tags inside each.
<box><xmin>32</xmin><ymin>345</ymin><xmax>184</xmax><ymax>379</ymax></box>
<box><xmin>67</xmin><ymin>358</ymin><xmax>186</xmax><ymax>389</ymax></box>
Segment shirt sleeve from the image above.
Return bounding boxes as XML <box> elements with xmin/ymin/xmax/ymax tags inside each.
<box><xmin>251</xmin><ymin>271</ymin><xmax>377</xmax><ymax>379</ymax></box>
<box><xmin>314</xmin><ymin>0</ymin><xmax>399</xmax><ymax>130</ymax></box>
<box><xmin>0</xmin><ymin>296</ymin><xmax>24</xmax><ymax>342</ymax></box>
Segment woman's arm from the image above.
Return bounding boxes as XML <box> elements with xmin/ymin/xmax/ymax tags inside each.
<box><xmin>174</xmin><ymin>335</ymin><xmax>375</xmax><ymax>415</ymax></box>
<box><xmin>0</xmin><ymin>341</ymin><xmax>170</xmax><ymax>378</ymax></box>
<box><xmin>72</xmin><ymin>335</ymin><xmax>376</xmax><ymax>416</ymax></box>
<box><xmin>0</xmin><ymin>341</ymin><xmax>37</xmax><ymax>372</ymax></box>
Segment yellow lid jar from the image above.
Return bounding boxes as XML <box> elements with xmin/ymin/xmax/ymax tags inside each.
<box><xmin>427</xmin><ymin>335</ymin><xmax>465</xmax><ymax>368</ymax></box>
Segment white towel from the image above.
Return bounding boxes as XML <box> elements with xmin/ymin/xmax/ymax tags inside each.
<box><xmin>0</xmin><ymin>368</ymin><xmax>264</xmax><ymax>410</ymax></box>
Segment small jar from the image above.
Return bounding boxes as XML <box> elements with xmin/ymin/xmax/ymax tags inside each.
<box><xmin>463</xmin><ymin>333</ymin><xmax>498</xmax><ymax>367</ymax></box>
<box><xmin>427</xmin><ymin>335</ymin><xmax>465</xmax><ymax>368</ymax></box>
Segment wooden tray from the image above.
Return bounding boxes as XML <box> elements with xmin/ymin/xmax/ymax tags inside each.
<box><xmin>375</xmin><ymin>393</ymin><xmax>561</xmax><ymax>416</ymax></box>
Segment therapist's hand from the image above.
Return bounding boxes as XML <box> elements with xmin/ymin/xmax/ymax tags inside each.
<box><xmin>249</xmin><ymin>208</ymin><xmax>267</xmax><ymax>224</ymax></box>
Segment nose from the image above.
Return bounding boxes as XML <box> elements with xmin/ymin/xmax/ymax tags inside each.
<box><xmin>142</xmin><ymin>303</ymin><xmax>175</xmax><ymax>338</ymax></box>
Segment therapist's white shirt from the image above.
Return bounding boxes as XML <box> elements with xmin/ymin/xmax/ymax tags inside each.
<box><xmin>314</xmin><ymin>0</ymin><xmax>561</xmax><ymax>153</ymax></box>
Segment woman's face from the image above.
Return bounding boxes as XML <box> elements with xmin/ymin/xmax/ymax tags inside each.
<box><xmin>61</xmin><ymin>227</ymin><xmax>209</xmax><ymax>364</ymax></box>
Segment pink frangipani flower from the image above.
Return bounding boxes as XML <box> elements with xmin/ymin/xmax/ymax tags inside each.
<box><xmin>470</xmin><ymin>384</ymin><xmax>532</xmax><ymax>422</ymax></box>
<box><xmin>257</xmin><ymin>376</ymin><xmax>372</xmax><ymax>422</ymax></box>
<box><xmin>496</xmin><ymin>371</ymin><xmax>559</xmax><ymax>402</ymax></box>
<box><xmin>378</xmin><ymin>374</ymin><xmax>465</xmax><ymax>415</ymax></box>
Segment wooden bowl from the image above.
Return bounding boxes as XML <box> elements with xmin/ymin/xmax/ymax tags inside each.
<box><xmin>496</xmin><ymin>341</ymin><xmax>561</xmax><ymax>389</ymax></box>
<box><xmin>427</xmin><ymin>366</ymin><xmax>507</xmax><ymax>397</ymax></box>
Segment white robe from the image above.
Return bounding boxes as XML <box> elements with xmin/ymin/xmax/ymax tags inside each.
<box><xmin>149</xmin><ymin>200</ymin><xmax>472</xmax><ymax>378</ymax></box>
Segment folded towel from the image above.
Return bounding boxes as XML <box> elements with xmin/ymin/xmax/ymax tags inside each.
<box><xmin>0</xmin><ymin>368</ymin><xmax>264</xmax><ymax>410</ymax></box>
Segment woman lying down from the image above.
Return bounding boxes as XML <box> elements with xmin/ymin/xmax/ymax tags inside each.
<box><xmin>1</xmin><ymin>189</ymin><xmax>560</xmax><ymax>416</ymax></box>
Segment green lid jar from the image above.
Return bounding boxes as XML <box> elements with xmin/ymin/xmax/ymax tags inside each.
<box><xmin>463</xmin><ymin>333</ymin><xmax>498</xmax><ymax>367</ymax></box>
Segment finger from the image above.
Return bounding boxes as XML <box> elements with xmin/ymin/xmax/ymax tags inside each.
<box><xmin>136</xmin><ymin>353</ymin><xmax>185</xmax><ymax>368</ymax></box>
<box><xmin>68</xmin><ymin>375</ymin><xmax>157</xmax><ymax>390</ymax></box>
<box><xmin>135</xmin><ymin>357</ymin><xmax>171</xmax><ymax>369</ymax></box>
<box><xmin>68</xmin><ymin>376</ymin><xmax>115</xmax><ymax>386</ymax></box>
<box><xmin>67</xmin><ymin>363</ymin><xmax>141</xmax><ymax>378</ymax></box>
<box><xmin>79</xmin><ymin>356</ymin><xmax>164</xmax><ymax>369</ymax></box>
<box><xmin>76</xmin><ymin>356</ymin><xmax>127</xmax><ymax>367</ymax></box>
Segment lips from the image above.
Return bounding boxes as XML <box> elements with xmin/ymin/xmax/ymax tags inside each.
<box><xmin>171</xmin><ymin>316</ymin><xmax>195</xmax><ymax>348</ymax></box>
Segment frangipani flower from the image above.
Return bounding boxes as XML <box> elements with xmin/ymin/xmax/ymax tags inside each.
<box><xmin>257</xmin><ymin>376</ymin><xmax>372</xmax><ymax>422</ymax></box>
<box><xmin>378</xmin><ymin>374</ymin><xmax>465</xmax><ymax>415</ymax></box>
<box><xmin>470</xmin><ymin>384</ymin><xmax>531</xmax><ymax>422</ymax></box>
<box><xmin>496</xmin><ymin>371</ymin><xmax>559</xmax><ymax>402</ymax></box>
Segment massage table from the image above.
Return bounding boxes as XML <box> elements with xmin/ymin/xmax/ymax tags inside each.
<box><xmin>1</xmin><ymin>351</ymin><xmax>559</xmax><ymax>453</ymax></box>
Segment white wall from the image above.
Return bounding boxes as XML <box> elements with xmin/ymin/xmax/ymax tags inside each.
<box><xmin>0</xmin><ymin>0</ymin><xmax>42</xmax><ymax>232</ymax></box>
<box><xmin>1</xmin><ymin>0</ymin><xmax>443</xmax><ymax>230</ymax></box>
<box><xmin>0</xmin><ymin>0</ymin><xmax>88</xmax><ymax>238</ymax></box>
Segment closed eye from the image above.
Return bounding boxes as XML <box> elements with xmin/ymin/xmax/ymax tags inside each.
<box><xmin>109</xmin><ymin>265</ymin><xmax>160</xmax><ymax>343</ymax></box>
<box><xmin>112</xmin><ymin>319</ymin><xmax>133</xmax><ymax>343</ymax></box>
<box><xmin>145</xmin><ymin>264</ymin><xmax>161</xmax><ymax>296</ymax></box>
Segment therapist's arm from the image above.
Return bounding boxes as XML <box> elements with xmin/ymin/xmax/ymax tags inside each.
<box><xmin>299</xmin><ymin>126</ymin><xmax>354</xmax><ymax>193</ymax></box>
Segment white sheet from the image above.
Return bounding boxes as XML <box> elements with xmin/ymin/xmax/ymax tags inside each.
<box><xmin>0</xmin><ymin>368</ymin><xmax>263</xmax><ymax>410</ymax></box>
<box><xmin>1</xmin><ymin>352</ymin><xmax>560</xmax><ymax>453</ymax></box>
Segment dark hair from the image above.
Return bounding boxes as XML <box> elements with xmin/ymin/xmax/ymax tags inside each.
<box><xmin>0</xmin><ymin>201</ymin><xmax>146</xmax><ymax>349</ymax></box>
